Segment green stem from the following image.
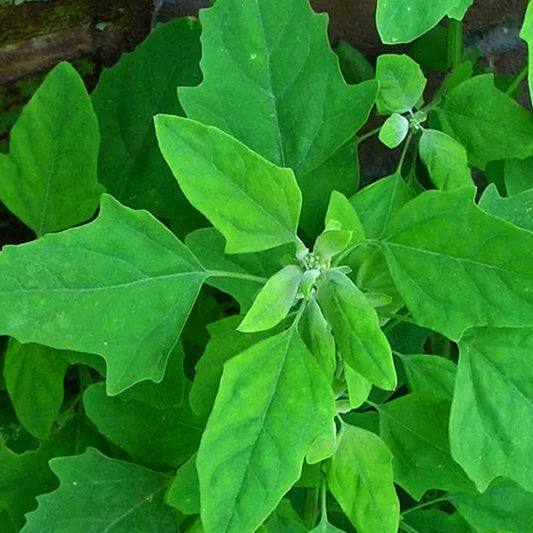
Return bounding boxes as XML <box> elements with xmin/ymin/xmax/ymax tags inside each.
<box><xmin>206</xmin><ymin>270</ymin><xmax>268</xmax><ymax>284</ymax></box>
<box><xmin>396</xmin><ymin>131</ymin><xmax>414</xmax><ymax>175</ymax></box>
<box><xmin>400</xmin><ymin>522</ymin><xmax>421</xmax><ymax>533</ymax></box>
<box><xmin>402</xmin><ymin>495</ymin><xmax>449</xmax><ymax>516</ymax></box>
<box><xmin>447</xmin><ymin>19</ymin><xmax>463</xmax><ymax>69</ymax></box>
<box><xmin>357</xmin><ymin>126</ymin><xmax>382</xmax><ymax>144</ymax></box>
<box><xmin>302</xmin><ymin>486</ymin><xmax>320</xmax><ymax>529</ymax></box>
<box><xmin>505</xmin><ymin>63</ymin><xmax>528</xmax><ymax>96</ymax></box>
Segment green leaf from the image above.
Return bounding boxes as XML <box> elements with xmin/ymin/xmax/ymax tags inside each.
<box><xmin>505</xmin><ymin>157</ymin><xmax>533</xmax><ymax>195</ymax></box>
<box><xmin>197</xmin><ymin>327</ymin><xmax>334</xmax><ymax>533</ymax></box>
<box><xmin>419</xmin><ymin>129</ymin><xmax>473</xmax><ymax>190</ymax></box>
<box><xmin>451</xmin><ymin>478</ymin><xmax>533</xmax><ymax>533</ymax></box>
<box><xmin>0</xmin><ymin>62</ymin><xmax>103</xmax><ymax>237</ymax></box>
<box><xmin>0</xmin><ymin>194</ymin><xmax>207</xmax><ymax>395</ymax></box>
<box><xmin>309</xmin><ymin>514</ymin><xmax>347</xmax><ymax>533</ymax></box>
<box><xmin>437</xmin><ymin>75</ymin><xmax>533</xmax><ymax>169</ymax></box>
<box><xmin>178</xmin><ymin>0</ymin><xmax>378</xmax><ymax>175</ymax></box>
<box><xmin>344</xmin><ymin>363</ymin><xmax>372</xmax><ymax>409</ymax></box>
<box><xmin>376</xmin><ymin>0</ymin><xmax>473</xmax><ymax>44</ymax></box>
<box><xmin>317</xmin><ymin>271</ymin><xmax>397</xmax><ymax>390</ymax></box>
<box><xmin>378</xmin><ymin>393</ymin><xmax>474</xmax><ymax>499</ymax></box>
<box><xmin>326</xmin><ymin>425</ymin><xmax>399</xmax><ymax>533</ymax></box>
<box><xmin>92</xmin><ymin>19</ymin><xmax>202</xmax><ymax>221</ymax></box>
<box><xmin>400</xmin><ymin>353</ymin><xmax>456</xmax><ymax>400</ymax></box>
<box><xmin>383</xmin><ymin>188</ymin><xmax>533</xmax><ymax>340</ymax></box>
<box><xmin>325</xmin><ymin>191</ymin><xmax>365</xmax><ymax>242</ymax></box>
<box><xmin>22</xmin><ymin>448</ymin><xmax>177</xmax><ymax>532</ymax></box>
<box><xmin>334</xmin><ymin>39</ymin><xmax>375</xmax><ymax>84</ymax></box>
<box><xmin>83</xmin><ymin>382</ymin><xmax>203</xmax><ymax>470</ymax></box>
<box><xmin>520</xmin><ymin>1</ymin><xmax>533</xmax><ymax>107</ymax></box>
<box><xmin>262</xmin><ymin>499</ymin><xmax>308</xmax><ymax>533</ymax></box>
<box><xmin>451</xmin><ymin>327</ymin><xmax>533</xmax><ymax>492</ymax></box>
<box><xmin>378</xmin><ymin>113</ymin><xmax>409</xmax><ymax>148</ymax></box>
<box><xmin>3</xmin><ymin>340</ymin><xmax>68</xmax><ymax>440</ymax></box>
<box><xmin>479</xmin><ymin>183</ymin><xmax>533</xmax><ymax>233</ymax></box>
<box><xmin>189</xmin><ymin>316</ymin><xmax>275</xmax><ymax>418</ymax></box>
<box><xmin>166</xmin><ymin>453</ymin><xmax>200</xmax><ymax>515</ymax></box>
<box><xmin>313</xmin><ymin>230</ymin><xmax>353</xmax><ymax>261</ymax></box>
<box><xmin>375</xmin><ymin>55</ymin><xmax>427</xmax><ymax>113</ymax></box>
<box><xmin>238</xmin><ymin>265</ymin><xmax>302</xmax><ymax>333</ymax></box>
<box><xmin>351</xmin><ymin>172</ymin><xmax>415</xmax><ymax>239</ymax></box>
<box><xmin>403</xmin><ymin>509</ymin><xmax>475</xmax><ymax>533</ymax></box>
<box><xmin>155</xmin><ymin>115</ymin><xmax>302</xmax><ymax>253</ymax></box>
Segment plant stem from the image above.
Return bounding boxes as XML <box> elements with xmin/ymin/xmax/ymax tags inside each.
<box><xmin>447</xmin><ymin>19</ymin><xmax>463</xmax><ymax>69</ymax></box>
<box><xmin>402</xmin><ymin>495</ymin><xmax>449</xmax><ymax>516</ymax></box>
<box><xmin>357</xmin><ymin>126</ymin><xmax>381</xmax><ymax>144</ymax></box>
<box><xmin>302</xmin><ymin>486</ymin><xmax>320</xmax><ymax>529</ymax></box>
<box><xmin>396</xmin><ymin>131</ymin><xmax>414</xmax><ymax>175</ymax></box>
<box><xmin>400</xmin><ymin>522</ymin><xmax>421</xmax><ymax>533</ymax></box>
<box><xmin>505</xmin><ymin>63</ymin><xmax>528</xmax><ymax>96</ymax></box>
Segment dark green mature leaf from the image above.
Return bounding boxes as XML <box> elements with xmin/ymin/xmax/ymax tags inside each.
<box><xmin>22</xmin><ymin>448</ymin><xmax>177</xmax><ymax>532</ymax></box>
<box><xmin>520</xmin><ymin>0</ymin><xmax>533</xmax><ymax>105</ymax></box>
<box><xmin>505</xmin><ymin>157</ymin><xmax>533</xmax><ymax>195</ymax></box>
<box><xmin>0</xmin><ymin>194</ymin><xmax>207</xmax><ymax>395</ymax></box>
<box><xmin>3</xmin><ymin>340</ymin><xmax>68</xmax><ymax>440</ymax></box>
<box><xmin>197</xmin><ymin>327</ymin><xmax>334</xmax><ymax>533</ymax></box>
<box><xmin>419</xmin><ymin>129</ymin><xmax>472</xmax><ymax>190</ymax></box>
<box><xmin>83</xmin><ymin>382</ymin><xmax>203</xmax><ymax>471</ymax></box>
<box><xmin>317</xmin><ymin>271</ymin><xmax>397</xmax><ymax>390</ymax></box>
<box><xmin>92</xmin><ymin>18</ymin><xmax>202</xmax><ymax>220</ymax></box>
<box><xmin>451</xmin><ymin>327</ymin><xmax>533</xmax><ymax>492</ymax></box>
<box><xmin>155</xmin><ymin>115</ymin><xmax>302</xmax><ymax>254</ymax></box>
<box><xmin>403</xmin><ymin>509</ymin><xmax>475</xmax><ymax>533</ymax></box>
<box><xmin>451</xmin><ymin>478</ymin><xmax>533</xmax><ymax>533</ymax></box>
<box><xmin>179</xmin><ymin>0</ymin><xmax>378</xmax><ymax>176</ymax></box>
<box><xmin>479</xmin><ymin>183</ymin><xmax>533</xmax><ymax>233</ymax></box>
<box><xmin>375</xmin><ymin>55</ymin><xmax>426</xmax><ymax>114</ymax></box>
<box><xmin>400</xmin><ymin>353</ymin><xmax>456</xmax><ymax>400</ymax></box>
<box><xmin>351</xmin><ymin>172</ymin><xmax>415</xmax><ymax>239</ymax></box>
<box><xmin>383</xmin><ymin>187</ymin><xmax>533</xmax><ymax>340</ymax></box>
<box><xmin>0</xmin><ymin>62</ymin><xmax>103</xmax><ymax>237</ymax></box>
<box><xmin>327</xmin><ymin>425</ymin><xmax>399</xmax><ymax>533</ymax></box>
<box><xmin>379</xmin><ymin>394</ymin><xmax>473</xmax><ymax>499</ymax></box>
<box><xmin>166</xmin><ymin>453</ymin><xmax>200</xmax><ymax>515</ymax></box>
<box><xmin>437</xmin><ymin>75</ymin><xmax>533</xmax><ymax>169</ymax></box>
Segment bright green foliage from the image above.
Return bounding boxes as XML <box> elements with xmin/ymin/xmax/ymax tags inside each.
<box><xmin>403</xmin><ymin>509</ymin><xmax>475</xmax><ymax>533</ymax></box>
<box><xmin>451</xmin><ymin>327</ymin><xmax>533</xmax><ymax>492</ymax></box>
<box><xmin>0</xmin><ymin>62</ymin><xmax>103</xmax><ymax>236</ymax></box>
<box><xmin>383</xmin><ymin>188</ymin><xmax>533</xmax><ymax>339</ymax></box>
<box><xmin>378</xmin><ymin>394</ymin><xmax>474</xmax><ymax>499</ymax></box>
<box><xmin>505</xmin><ymin>157</ymin><xmax>533</xmax><ymax>195</ymax></box>
<box><xmin>260</xmin><ymin>500</ymin><xmax>308</xmax><ymax>533</ymax></box>
<box><xmin>375</xmin><ymin>54</ymin><xmax>427</xmax><ymax>113</ymax></box>
<box><xmin>520</xmin><ymin>1</ymin><xmax>533</xmax><ymax>106</ymax></box>
<box><xmin>344</xmin><ymin>363</ymin><xmax>372</xmax><ymax>408</ymax></box>
<box><xmin>437</xmin><ymin>75</ymin><xmax>533</xmax><ymax>169</ymax></box>
<box><xmin>197</xmin><ymin>327</ymin><xmax>334</xmax><ymax>533</ymax></box>
<box><xmin>155</xmin><ymin>115</ymin><xmax>301</xmax><ymax>253</ymax></box>
<box><xmin>379</xmin><ymin>113</ymin><xmax>409</xmax><ymax>148</ymax></box>
<box><xmin>0</xmin><ymin>195</ymin><xmax>207</xmax><ymax>395</ymax></box>
<box><xmin>92</xmin><ymin>19</ymin><xmax>202</xmax><ymax>221</ymax></box>
<box><xmin>22</xmin><ymin>448</ymin><xmax>176</xmax><ymax>532</ymax></box>
<box><xmin>166</xmin><ymin>454</ymin><xmax>200</xmax><ymax>515</ymax></box>
<box><xmin>309</xmin><ymin>515</ymin><xmax>347</xmax><ymax>533</ymax></box>
<box><xmin>419</xmin><ymin>129</ymin><xmax>472</xmax><ymax>189</ymax></box>
<box><xmin>3</xmin><ymin>341</ymin><xmax>68</xmax><ymax>440</ymax></box>
<box><xmin>324</xmin><ymin>191</ymin><xmax>365</xmax><ymax>242</ymax></box>
<box><xmin>317</xmin><ymin>271</ymin><xmax>397</xmax><ymax>390</ymax></box>
<box><xmin>327</xmin><ymin>425</ymin><xmax>399</xmax><ymax>533</ymax></box>
<box><xmin>376</xmin><ymin>0</ymin><xmax>472</xmax><ymax>44</ymax></box>
<box><xmin>178</xmin><ymin>0</ymin><xmax>377</xmax><ymax>176</ymax></box>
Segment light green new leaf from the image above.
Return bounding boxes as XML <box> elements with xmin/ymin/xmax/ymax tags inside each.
<box><xmin>505</xmin><ymin>157</ymin><xmax>533</xmax><ymax>195</ymax></box>
<box><xmin>451</xmin><ymin>327</ymin><xmax>533</xmax><ymax>492</ymax></box>
<box><xmin>3</xmin><ymin>340</ymin><xmax>68</xmax><ymax>440</ymax></box>
<box><xmin>0</xmin><ymin>62</ymin><xmax>103</xmax><ymax>237</ymax></box>
<box><xmin>155</xmin><ymin>115</ymin><xmax>301</xmax><ymax>253</ymax></box>
<box><xmin>197</xmin><ymin>327</ymin><xmax>335</xmax><ymax>533</ymax></box>
<box><xmin>83</xmin><ymin>382</ymin><xmax>203</xmax><ymax>471</ymax></box>
<box><xmin>379</xmin><ymin>113</ymin><xmax>409</xmax><ymax>148</ymax></box>
<box><xmin>451</xmin><ymin>478</ymin><xmax>533</xmax><ymax>533</ymax></box>
<box><xmin>375</xmin><ymin>55</ymin><xmax>427</xmax><ymax>113</ymax></box>
<box><xmin>403</xmin><ymin>509</ymin><xmax>475</xmax><ymax>533</ymax></box>
<box><xmin>419</xmin><ymin>129</ymin><xmax>472</xmax><ymax>189</ymax></box>
<box><xmin>179</xmin><ymin>0</ymin><xmax>378</xmax><ymax>176</ymax></box>
<box><xmin>479</xmin><ymin>183</ymin><xmax>533</xmax><ymax>233</ymax></box>
<box><xmin>327</xmin><ymin>425</ymin><xmax>399</xmax><ymax>533</ymax></box>
<box><xmin>317</xmin><ymin>271</ymin><xmax>397</xmax><ymax>390</ymax></box>
<box><xmin>437</xmin><ymin>75</ymin><xmax>533</xmax><ymax>169</ymax></box>
<box><xmin>0</xmin><ymin>194</ymin><xmax>207</xmax><ymax>395</ymax></box>
<box><xmin>379</xmin><ymin>394</ymin><xmax>474</xmax><ymax>500</ymax></box>
<box><xmin>520</xmin><ymin>1</ymin><xmax>533</xmax><ymax>107</ymax></box>
<box><xmin>383</xmin><ymin>188</ymin><xmax>533</xmax><ymax>340</ymax></box>
<box><xmin>376</xmin><ymin>0</ymin><xmax>472</xmax><ymax>44</ymax></box>
<box><xmin>166</xmin><ymin>453</ymin><xmax>200</xmax><ymax>515</ymax></box>
<box><xmin>22</xmin><ymin>448</ymin><xmax>176</xmax><ymax>533</ymax></box>
<box><xmin>92</xmin><ymin>19</ymin><xmax>202</xmax><ymax>220</ymax></box>
<box><xmin>351</xmin><ymin>172</ymin><xmax>415</xmax><ymax>239</ymax></box>
<box><xmin>238</xmin><ymin>265</ymin><xmax>302</xmax><ymax>333</ymax></box>
<box><xmin>325</xmin><ymin>191</ymin><xmax>365</xmax><ymax>242</ymax></box>
<box><xmin>400</xmin><ymin>353</ymin><xmax>456</xmax><ymax>400</ymax></box>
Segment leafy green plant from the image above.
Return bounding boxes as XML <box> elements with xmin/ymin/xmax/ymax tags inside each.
<box><xmin>1</xmin><ymin>0</ymin><xmax>533</xmax><ymax>532</ymax></box>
